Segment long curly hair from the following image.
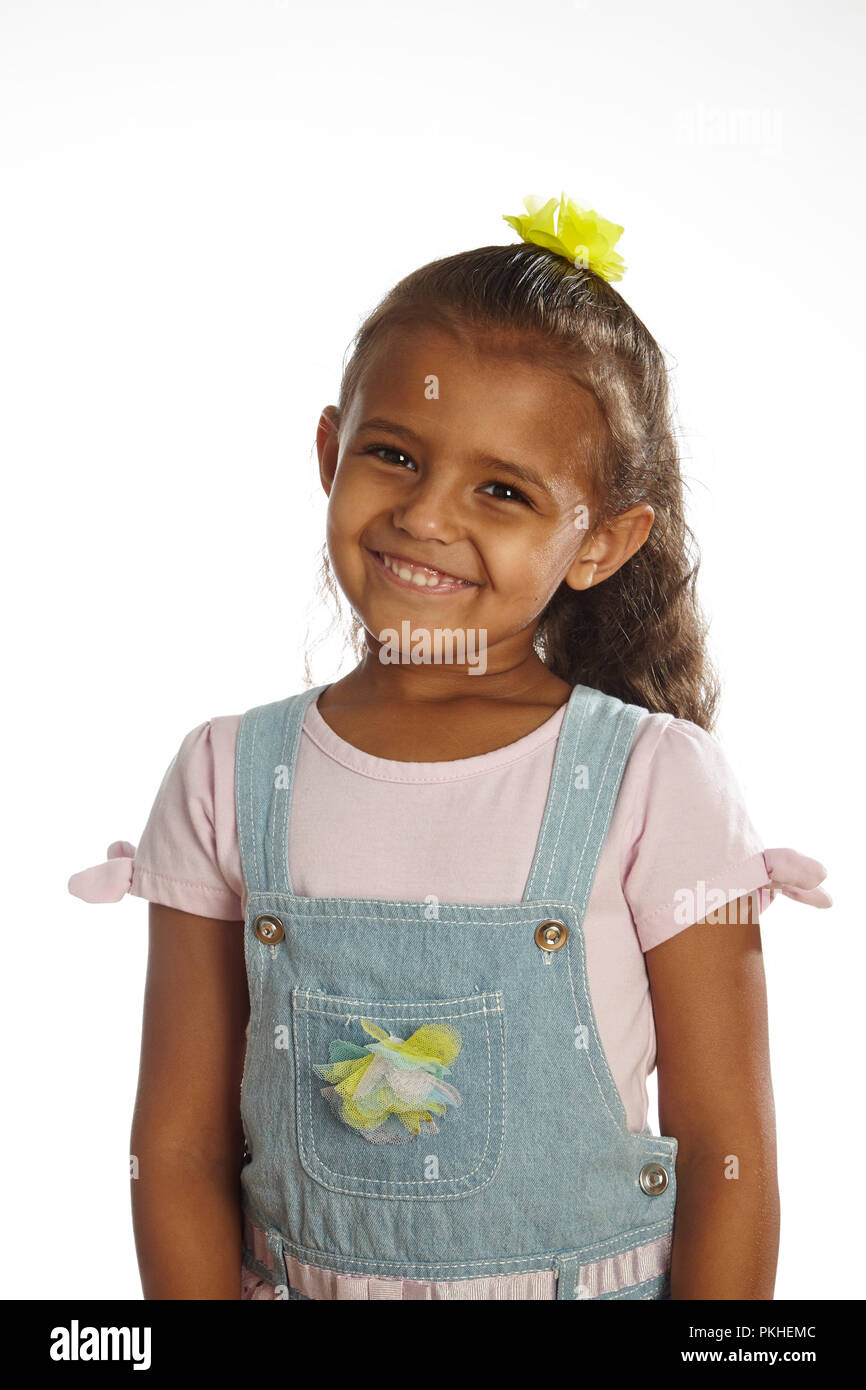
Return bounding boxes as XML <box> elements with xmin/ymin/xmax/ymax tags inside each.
<box><xmin>304</xmin><ymin>241</ymin><xmax>720</xmax><ymax>731</ymax></box>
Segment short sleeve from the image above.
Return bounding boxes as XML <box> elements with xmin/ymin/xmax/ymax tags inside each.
<box><xmin>623</xmin><ymin>717</ymin><xmax>780</xmax><ymax>952</ymax></box>
<box><xmin>128</xmin><ymin>719</ymin><xmax>244</xmax><ymax>920</ymax></box>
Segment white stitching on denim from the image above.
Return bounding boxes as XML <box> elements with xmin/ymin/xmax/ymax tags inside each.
<box><xmin>274</xmin><ymin>692</ymin><xmax>298</xmax><ymax>895</ymax></box>
<box><xmin>275</xmin><ymin>688</ymin><xmax>320</xmax><ymax>896</ymax></box>
<box><xmin>300</xmin><ymin>1006</ymin><xmax>495</xmax><ymax>1021</ymax></box>
<box><xmin>274</xmin><ymin>700</ymin><xmax>291</xmax><ymax>895</ymax></box>
<box><xmin>276</xmin><ymin>1241</ymin><xmax>559</xmax><ymax>1275</ymax></box>
<box><xmin>556</xmin><ymin>713</ymin><xmax>652</xmax><ymax>1135</ymax></box>
<box><xmin>297</xmin><ymin>998</ymin><xmax>501</xmax><ymax>1193</ymax></box>
<box><xmin>607</xmin><ymin>1273</ymin><xmax>668</xmax><ymax>1300</ymax></box>
<box><xmin>246</xmin><ymin>707</ymin><xmax>262</xmax><ymax>894</ymax></box>
<box><xmin>267</xmin><ymin>1221</ymin><xmax>672</xmax><ymax>1277</ymax></box>
<box><xmin>246</xmin><ymin>899</ymin><xmax>605</xmax><ymax>918</ymax></box>
<box><xmin>295</xmin><ymin>990</ymin><xmax>502</xmax><ymax>1013</ymax></box>
<box><xmin>555</xmin><ymin>1222</ymin><xmax>674</xmax><ymax>1299</ymax></box>
<box><xmin>576</xmin><ymin>1232</ymin><xmax>672</xmax><ymax>1299</ymax></box>
<box><xmin>573</xmin><ymin>712</ymin><xmax>635</xmax><ymax>910</ymax></box>
<box><xmin>568</xmin><ymin>1219</ymin><xmax>674</xmax><ymax>1259</ymax></box>
<box><xmin>527</xmin><ymin>688</ymin><xmax>589</xmax><ymax>897</ymax></box>
<box><xmin>563</xmin><ymin>928</ymin><xmax>631</xmax><ymax>1133</ymax></box>
<box><xmin>242</xmin><ymin>1198</ymin><xmax>673</xmax><ymax>1277</ymax></box>
<box><xmin>541</xmin><ymin>694</ymin><xmax>610</xmax><ymax>899</ymax></box>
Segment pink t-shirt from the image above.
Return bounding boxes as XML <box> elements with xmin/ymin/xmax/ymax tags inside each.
<box><xmin>71</xmin><ymin>692</ymin><xmax>828</xmax><ymax>1134</ymax></box>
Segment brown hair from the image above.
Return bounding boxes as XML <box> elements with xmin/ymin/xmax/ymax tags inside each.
<box><xmin>306</xmin><ymin>241</ymin><xmax>720</xmax><ymax>731</ymax></box>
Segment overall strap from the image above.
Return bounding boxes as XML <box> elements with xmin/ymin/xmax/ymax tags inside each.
<box><xmin>235</xmin><ymin>684</ymin><xmax>328</xmax><ymax>898</ymax></box>
<box><xmin>523</xmin><ymin>684</ymin><xmax>646</xmax><ymax>916</ymax></box>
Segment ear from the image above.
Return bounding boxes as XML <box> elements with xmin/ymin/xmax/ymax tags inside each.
<box><xmin>317</xmin><ymin>406</ymin><xmax>341</xmax><ymax>495</ymax></box>
<box><xmin>563</xmin><ymin>504</ymin><xmax>655</xmax><ymax>590</ymax></box>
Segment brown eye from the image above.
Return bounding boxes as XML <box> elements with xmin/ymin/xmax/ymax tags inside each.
<box><xmin>365</xmin><ymin>444</ymin><xmax>417</xmax><ymax>470</ymax></box>
<box><xmin>480</xmin><ymin>481</ymin><xmax>532</xmax><ymax>506</ymax></box>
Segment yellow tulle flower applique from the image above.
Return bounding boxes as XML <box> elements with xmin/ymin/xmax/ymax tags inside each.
<box><xmin>502</xmin><ymin>191</ymin><xmax>627</xmax><ymax>282</ymax></box>
<box><xmin>313</xmin><ymin>1018</ymin><xmax>463</xmax><ymax>1145</ymax></box>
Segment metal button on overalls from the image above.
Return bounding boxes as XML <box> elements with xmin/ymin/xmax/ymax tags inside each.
<box><xmin>534</xmin><ymin>919</ymin><xmax>568</xmax><ymax>952</ymax></box>
<box><xmin>639</xmin><ymin>1162</ymin><xmax>669</xmax><ymax>1195</ymax></box>
<box><xmin>253</xmin><ymin>913</ymin><xmax>285</xmax><ymax>943</ymax></box>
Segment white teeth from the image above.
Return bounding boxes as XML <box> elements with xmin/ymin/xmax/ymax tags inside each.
<box><xmin>381</xmin><ymin>552</ymin><xmax>465</xmax><ymax>587</ymax></box>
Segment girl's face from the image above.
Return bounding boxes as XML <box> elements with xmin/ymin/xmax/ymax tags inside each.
<box><xmin>318</xmin><ymin>324</ymin><xmax>644</xmax><ymax>673</ymax></box>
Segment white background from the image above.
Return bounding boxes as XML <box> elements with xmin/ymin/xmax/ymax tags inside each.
<box><xmin>1</xmin><ymin>0</ymin><xmax>862</xmax><ymax>1300</ymax></box>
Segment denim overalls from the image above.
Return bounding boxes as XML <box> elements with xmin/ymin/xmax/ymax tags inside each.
<box><xmin>237</xmin><ymin>681</ymin><xmax>678</xmax><ymax>1300</ymax></box>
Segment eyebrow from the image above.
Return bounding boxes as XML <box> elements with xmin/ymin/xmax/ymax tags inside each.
<box><xmin>356</xmin><ymin>416</ymin><xmax>557</xmax><ymax>497</ymax></box>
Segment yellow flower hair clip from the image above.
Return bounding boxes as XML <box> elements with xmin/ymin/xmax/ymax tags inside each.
<box><xmin>502</xmin><ymin>191</ymin><xmax>627</xmax><ymax>283</ymax></box>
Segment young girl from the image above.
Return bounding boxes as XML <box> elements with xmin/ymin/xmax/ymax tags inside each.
<box><xmin>69</xmin><ymin>191</ymin><xmax>831</xmax><ymax>1302</ymax></box>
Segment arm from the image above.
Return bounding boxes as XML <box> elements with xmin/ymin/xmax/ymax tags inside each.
<box><xmin>130</xmin><ymin>903</ymin><xmax>250</xmax><ymax>1299</ymax></box>
<box><xmin>645</xmin><ymin>891</ymin><xmax>780</xmax><ymax>1299</ymax></box>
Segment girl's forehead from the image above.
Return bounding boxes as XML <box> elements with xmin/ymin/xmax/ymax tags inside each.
<box><xmin>369</xmin><ymin>319</ymin><xmax>555</xmax><ymax>369</ymax></box>
<box><xmin>361</xmin><ymin>323</ymin><xmax>598</xmax><ymax>409</ymax></box>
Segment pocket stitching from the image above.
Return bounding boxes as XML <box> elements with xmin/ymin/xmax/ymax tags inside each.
<box><xmin>295</xmin><ymin>992</ymin><xmax>501</xmax><ymax>1013</ymax></box>
<box><xmin>294</xmin><ymin>990</ymin><xmax>505</xmax><ymax>1198</ymax></box>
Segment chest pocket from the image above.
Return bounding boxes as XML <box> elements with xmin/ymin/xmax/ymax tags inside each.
<box><xmin>291</xmin><ymin>988</ymin><xmax>506</xmax><ymax>1199</ymax></box>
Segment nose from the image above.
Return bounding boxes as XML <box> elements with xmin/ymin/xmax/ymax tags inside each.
<box><xmin>390</xmin><ymin>471</ymin><xmax>466</xmax><ymax>545</ymax></box>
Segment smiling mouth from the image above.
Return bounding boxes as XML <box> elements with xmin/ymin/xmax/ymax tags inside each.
<box><xmin>367</xmin><ymin>549</ymin><xmax>477</xmax><ymax>592</ymax></box>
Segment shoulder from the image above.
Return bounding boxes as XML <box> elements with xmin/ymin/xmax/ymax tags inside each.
<box><xmin>68</xmin><ymin>714</ymin><xmax>245</xmax><ymax>915</ymax></box>
<box><xmin>620</xmin><ymin>713</ymin><xmax>766</xmax><ymax>951</ymax></box>
<box><xmin>625</xmin><ymin>711</ymin><xmax>741</xmax><ymax>805</ymax></box>
<box><xmin>162</xmin><ymin>715</ymin><xmax>242</xmax><ymax>789</ymax></box>
<box><xmin>132</xmin><ymin>713</ymin><xmax>246</xmax><ymax>918</ymax></box>
<box><xmin>139</xmin><ymin>714</ymin><xmax>244</xmax><ymax>848</ymax></box>
<box><xmin>179</xmin><ymin>693</ymin><xmax>316</xmax><ymax>791</ymax></box>
<box><xmin>175</xmin><ymin>712</ymin><xmax>243</xmax><ymax>756</ymax></box>
<box><xmin>622</xmin><ymin>710</ymin><xmax>759</xmax><ymax>860</ymax></box>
